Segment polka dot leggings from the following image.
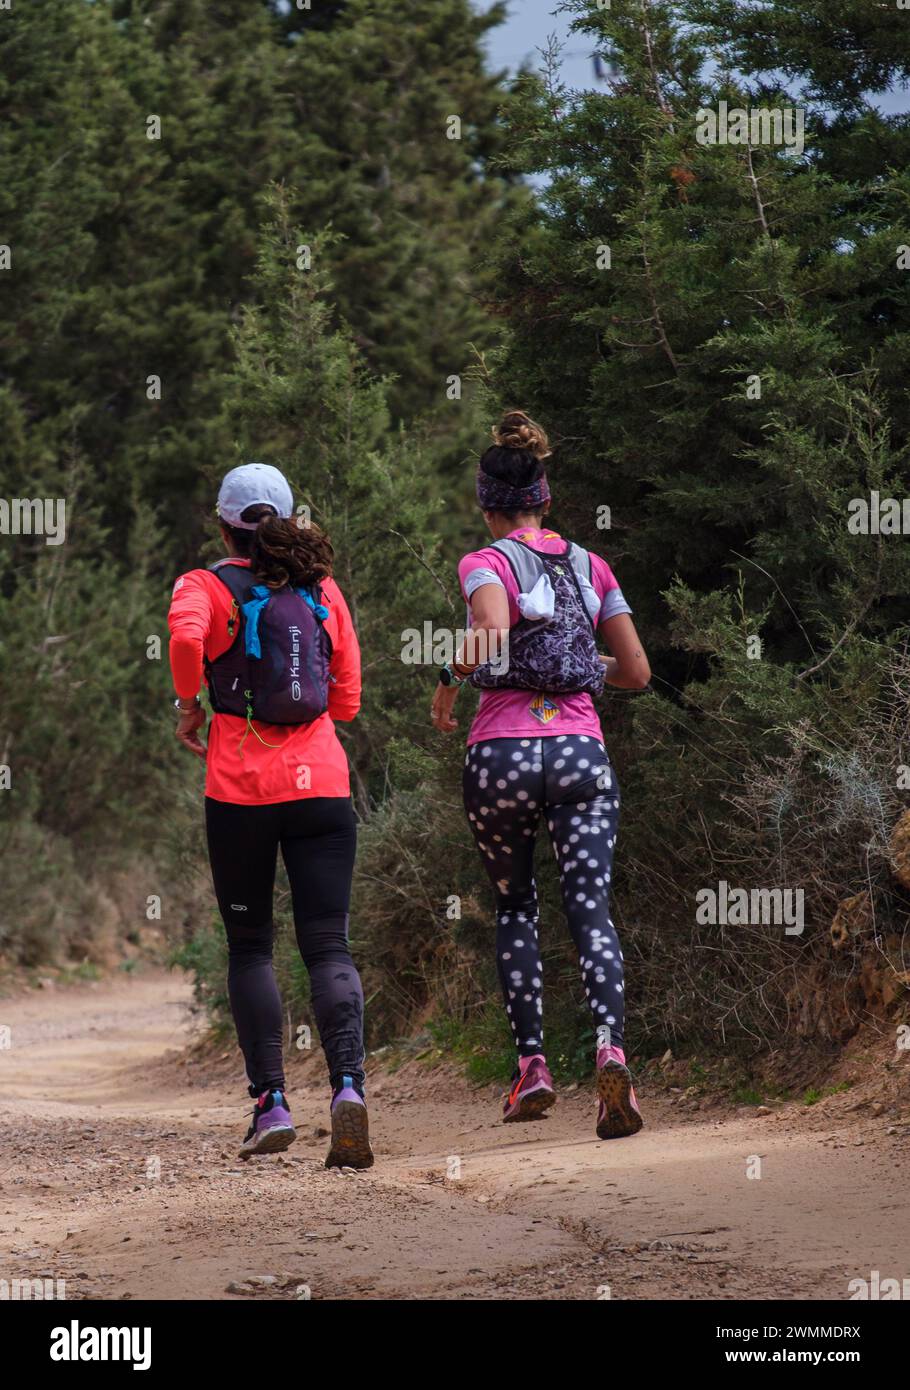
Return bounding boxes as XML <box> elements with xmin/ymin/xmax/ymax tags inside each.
<box><xmin>462</xmin><ymin>735</ymin><xmax>624</xmax><ymax>1057</ymax></box>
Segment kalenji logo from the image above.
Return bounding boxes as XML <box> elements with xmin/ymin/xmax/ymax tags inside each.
<box><xmin>289</xmin><ymin>623</ymin><xmax>302</xmax><ymax>700</ymax></box>
<box><xmin>49</xmin><ymin>1320</ymin><xmax>151</xmax><ymax>1370</ymax></box>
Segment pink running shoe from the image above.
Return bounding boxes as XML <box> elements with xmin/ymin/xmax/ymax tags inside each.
<box><xmin>595</xmin><ymin>1045</ymin><xmax>643</xmax><ymax>1139</ymax></box>
<box><xmin>502</xmin><ymin>1055</ymin><xmax>556</xmax><ymax>1123</ymax></box>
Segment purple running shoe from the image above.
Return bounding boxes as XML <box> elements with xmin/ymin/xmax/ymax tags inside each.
<box><xmin>325</xmin><ymin>1076</ymin><xmax>374</xmax><ymax>1170</ymax></box>
<box><xmin>502</xmin><ymin>1055</ymin><xmax>556</xmax><ymax>1123</ymax></box>
<box><xmin>238</xmin><ymin>1088</ymin><xmax>296</xmax><ymax>1160</ymax></box>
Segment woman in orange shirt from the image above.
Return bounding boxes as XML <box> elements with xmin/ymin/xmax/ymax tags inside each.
<box><xmin>168</xmin><ymin>463</ymin><xmax>372</xmax><ymax>1169</ymax></box>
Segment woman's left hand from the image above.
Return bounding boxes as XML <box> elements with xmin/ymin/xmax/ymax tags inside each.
<box><xmin>431</xmin><ymin>682</ymin><xmax>459</xmax><ymax>732</ymax></box>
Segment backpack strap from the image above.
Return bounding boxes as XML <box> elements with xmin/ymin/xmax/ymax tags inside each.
<box><xmin>308</xmin><ymin>582</ymin><xmax>334</xmax><ymax>657</ymax></box>
<box><xmin>497</xmin><ymin>537</ymin><xmax>594</xmax><ymax>589</ymax></box>
<box><xmin>205</xmin><ymin>561</ymin><xmax>258</xmax><ymax>652</ymax></box>
<box><xmin>489</xmin><ymin>538</ymin><xmax>546</xmax><ymax>593</ymax></box>
<box><xmin>297</xmin><ymin>582</ymin><xmax>330</xmax><ymax>624</ymax></box>
<box><xmin>566</xmin><ymin>542</ymin><xmax>593</xmax><ymax>585</ymax></box>
<box><xmin>208</xmin><ymin>558</ymin><xmax>259</xmax><ymax>604</ymax></box>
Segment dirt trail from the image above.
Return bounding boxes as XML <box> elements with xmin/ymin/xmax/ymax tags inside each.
<box><xmin>1</xmin><ymin>970</ymin><xmax>908</xmax><ymax>1301</ymax></box>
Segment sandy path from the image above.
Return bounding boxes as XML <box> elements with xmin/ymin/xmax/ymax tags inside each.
<box><xmin>0</xmin><ymin>970</ymin><xmax>907</xmax><ymax>1301</ymax></box>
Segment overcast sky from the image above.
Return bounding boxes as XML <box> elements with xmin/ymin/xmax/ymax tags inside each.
<box><xmin>478</xmin><ymin>0</ymin><xmax>910</xmax><ymax>113</ymax></box>
<box><xmin>480</xmin><ymin>0</ymin><xmax>597</xmax><ymax>92</ymax></box>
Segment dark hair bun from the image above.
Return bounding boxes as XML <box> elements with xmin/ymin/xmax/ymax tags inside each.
<box><xmin>491</xmin><ymin>410</ymin><xmax>551</xmax><ymax>460</ymax></box>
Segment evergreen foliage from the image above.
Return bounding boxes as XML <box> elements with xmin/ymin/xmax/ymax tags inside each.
<box><xmin>2</xmin><ymin>0</ymin><xmax>909</xmax><ymax>1068</ymax></box>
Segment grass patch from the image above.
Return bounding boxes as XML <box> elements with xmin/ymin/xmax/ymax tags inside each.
<box><xmin>803</xmin><ymin>1081</ymin><xmax>852</xmax><ymax>1106</ymax></box>
<box><xmin>730</xmin><ymin>1085</ymin><xmax>765</xmax><ymax>1106</ymax></box>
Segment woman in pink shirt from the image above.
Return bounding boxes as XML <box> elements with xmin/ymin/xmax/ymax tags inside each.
<box><xmin>431</xmin><ymin>412</ymin><xmax>651</xmax><ymax>1138</ymax></box>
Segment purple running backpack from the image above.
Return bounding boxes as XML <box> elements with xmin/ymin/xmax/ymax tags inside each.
<box><xmin>204</xmin><ymin>560</ymin><xmax>333</xmax><ymax>725</ymax></box>
<box><xmin>469</xmin><ymin>538</ymin><xmax>605</xmax><ymax>696</ymax></box>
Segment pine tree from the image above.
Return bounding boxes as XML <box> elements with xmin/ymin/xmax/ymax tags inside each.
<box><xmin>269</xmin><ymin>0</ymin><xmax>526</xmax><ymax>424</ymax></box>
<box><xmin>218</xmin><ymin>188</ymin><xmax>454</xmax><ymax>808</ymax></box>
<box><xmin>687</xmin><ymin>0</ymin><xmax>910</xmax><ymax>110</ymax></box>
<box><xmin>485</xmin><ymin>0</ymin><xmax>910</xmax><ymax>666</ymax></box>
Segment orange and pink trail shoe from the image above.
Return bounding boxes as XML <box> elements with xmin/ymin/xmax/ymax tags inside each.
<box><xmin>595</xmin><ymin>1044</ymin><xmax>643</xmax><ymax>1139</ymax></box>
<box><xmin>502</xmin><ymin>1054</ymin><xmax>557</xmax><ymax>1122</ymax></box>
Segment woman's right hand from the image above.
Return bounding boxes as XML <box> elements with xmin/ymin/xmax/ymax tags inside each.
<box><xmin>175</xmin><ymin>704</ymin><xmax>208</xmax><ymax>759</ymax></box>
<box><xmin>431</xmin><ymin>682</ymin><xmax>459</xmax><ymax>733</ymax></box>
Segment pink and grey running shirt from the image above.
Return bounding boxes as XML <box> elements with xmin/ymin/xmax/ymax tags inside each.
<box><xmin>456</xmin><ymin>526</ymin><xmax>631</xmax><ymax>744</ymax></box>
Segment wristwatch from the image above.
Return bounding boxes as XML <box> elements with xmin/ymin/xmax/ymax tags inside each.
<box><xmin>438</xmin><ymin>662</ymin><xmax>465</xmax><ymax>687</ymax></box>
<box><xmin>173</xmin><ymin>696</ymin><xmax>201</xmax><ymax>712</ymax></box>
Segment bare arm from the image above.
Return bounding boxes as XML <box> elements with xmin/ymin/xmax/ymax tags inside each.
<box><xmin>430</xmin><ymin>582</ymin><xmax>510</xmax><ymax>732</ymax></box>
<box><xmin>459</xmin><ymin>582</ymin><xmax>510</xmax><ymax>668</ymax></box>
<box><xmin>598</xmin><ymin>612</ymin><xmax>651</xmax><ymax>690</ymax></box>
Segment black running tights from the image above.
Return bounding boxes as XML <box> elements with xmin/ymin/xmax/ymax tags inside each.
<box><xmin>204</xmin><ymin>796</ymin><xmax>364</xmax><ymax>1094</ymax></box>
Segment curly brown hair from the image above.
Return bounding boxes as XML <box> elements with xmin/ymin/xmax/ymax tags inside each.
<box><xmin>490</xmin><ymin>409</ymin><xmax>551</xmax><ymax>460</ymax></box>
<box><xmin>224</xmin><ymin>504</ymin><xmax>334</xmax><ymax>590</ymax></box>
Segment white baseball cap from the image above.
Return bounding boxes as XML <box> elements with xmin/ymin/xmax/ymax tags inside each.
<box><xmin>216</xmin><ymin>463</ymin><xmax>294</xmax><ymax>530</ymax></box>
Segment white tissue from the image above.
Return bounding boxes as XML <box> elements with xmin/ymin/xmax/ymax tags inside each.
<box><xmin>517</xmin><ymin>573</ymin><xmax>555</xmax><ymax>621</ymax></box>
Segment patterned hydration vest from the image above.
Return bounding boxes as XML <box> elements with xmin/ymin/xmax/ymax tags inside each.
<box><xmin>469</xmin><ymin>538</ymin><xmax>605</xmax><ymax>696</ymax></box>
